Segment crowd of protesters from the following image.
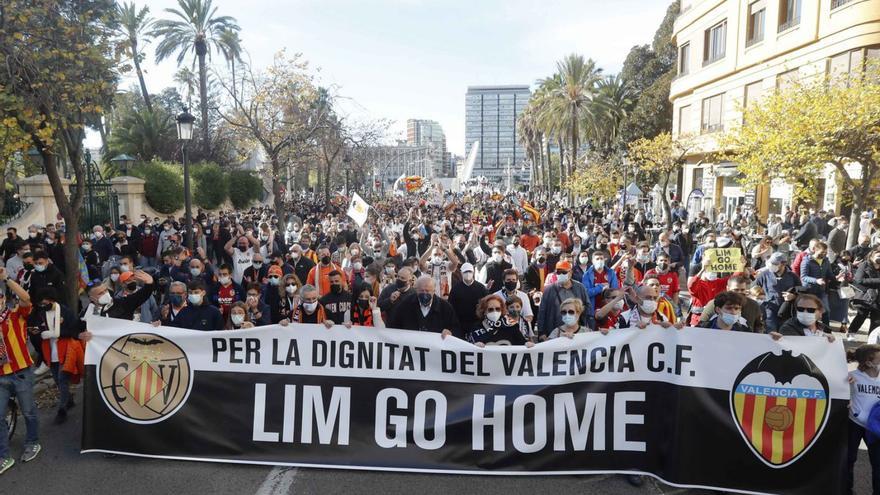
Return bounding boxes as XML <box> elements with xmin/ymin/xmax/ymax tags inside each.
<box><xmin>0</xmin><ymin>189</ymin><xmax>879</xmax><ymax>492</ymax></box>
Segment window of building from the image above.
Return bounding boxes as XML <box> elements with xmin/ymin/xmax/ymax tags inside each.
<box><xmin>679</xmin><ymin>43</ymin><xmax>690</xmax><ymax>75</ymax></box>
<box><xmin>692</xmin><ymin>166</ymin><xmax>704</xmax><ymax>193</ymax></box>
<box><xmin>827</xmin><ymin>46</ymin><xmax>880</xmax><ymax>85</ymax></box>
<box><xmin>704</xmin><ymin>20</ymin><xmax>727</xmax><ymax>65</ymax></box>
<box><xmin>776</xmin><ymin>68</ymin><xmax>799</xmax><ymax>91</ymax></box>
<box><xmin>746</xmin><ymin>1</ymin><xmax>766</xmax><ymax>47</ymax></box>
<box><xmin>701</xmin><ymin>94</ymin><xmax>724</xmax><ymax>134</ymax></box>
<box><xmin>678</xmin><ymin>105</ymin><xmax>691</xmax><ymax>135</ymax></box>
<box><xmin>743</xmin><ymin>81</ymin><xmax>764</xmax><ymax>122</ymax></box>
<box><xmin>778</xmin><ymin>0</ymin><xmax>801</xmax><ymax>33</ymax></box>
<box><xmin>831</xmin><ymin>0</ymin><xmax>854</xmax><ymax>9</ymax></box>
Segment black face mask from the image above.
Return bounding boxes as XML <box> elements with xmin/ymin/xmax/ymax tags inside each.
<box><xmin>504</xmin><ymin>281</ymin><xmax>518</xmax><ymax>292</ymax></box>
<box><xmin>395</xmin><ymin>279</ymin><xmax>408</xmax><ymax>289</ymax></box>
<box><xmin>40</xmin><ymin>303</ymin><xmax>52</xmax><ymax>311</ymax></box>
<box><xmin>330</xmin><ymin>284</ymin><xmax>342</xmax><ymax>294</ymax></box>
<box><xmin>126</xmin><ymin>282</ymin><xmax>138</xmax><ymax>291</ymax></box>
<box><xmin>536</xmin><ymin>257</ymin><xmax>546</xmax><ymax>264</ymax></box>
<box><xmin>357</xmin><ymin>299</ymin><xmax>370</xmax><ymax>310</ymax></box>
<box><xmin>23</xmin><ymin>263</ymin><xmax>33</xmax><ymax>270</ymax></box>
<box><xmin>320</xmin><ymin>256</ymin><xmax>331</xmax><ymax>265</ymax></box>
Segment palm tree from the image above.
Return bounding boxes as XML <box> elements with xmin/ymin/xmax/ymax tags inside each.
<box><xmin>174</xmin><ymin>67</ymin><xmax>197</xmax><ymax>110</ymax></box>
<box><xmin>217</xmin><ymin>29</ymin><xmax>242</xmax><ymax>101</ymax></box>
<box><xmin>117</xmin><ymin>2</ymin><xmax>154</xmax><ymax>112</ymax></box>
<box><xmin>151</xmin><ymin>0</ymin><xmax>240</xmax><ymax>148</ymax></box>
<box><xmin>592</xmin><ymin>74</ymin><xmax>635</xmax><ymax>157</ymax></box>
<box><xmin>109</xmin><ymin>106</ymin><xmax>176</xmax><ymax>162</ymax></box>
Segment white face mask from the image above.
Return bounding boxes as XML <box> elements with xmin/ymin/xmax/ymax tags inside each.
<box><xmin>98</xmin><ymin>292</ymin><xmax>112</xmax><ymax>306</ymax></box>
<box><xmin>486</xmin><ymin>310</ymin><xmax>501</xmax><ymax>322</ymax></box>
<box><xmin>303</xmin><ymin>301</ymin><xmax>318</xmax><ymax>313</ymax></box>
<box><xmin>593</xmin><ymin>259</ymin><xmax>605</xmax><ymax>271</ymax></box>
<box><xmin>557</xmin><ymin>273</ymin><xmax>570</xmax><ymax>284</ymax></box>
<box><xmin>704</xmin><ymin>271</ymin><xmax>718</xmax><ymax>281</ymax></box>
<box><xmin>561</xmin><ymin>314</ymin><xmax>577</xmax><ymax>326</ymax></box>
<box><xmin>218</xmin><ymin>276</ymin><xmax>231</xmax><ymax>285</ymax></box>
<box><xmin>188</xmin><ymin>293</ymin><xmax>203</xmax><ymax>305</ymax></box>
<box><xmin>285</xmin><ymin>284</ymin><xmax>297</xmax><ymax>295</ymax></box>
<box><xmin>796</xmin><ymin>311</ymin><xmax>817</xmax><ymax>326</ymax></box>
<box><xmin>550</xmin><ymin>246</ymin><xmax>562</xmax><ymax>255</ymax></box>
<box><xmin>110</xmin><ymin>273</ymin><xmax>120</xmax><ymax>282</ymax></box>
<box><xmin>492</xmin><ymin>253</ymin><xmax>503</xmax><ymax>263</ymax></box>
<box><xmin>578</xmin><ymin>256</ymin><xmax>589</xmax><ymax>265</ymax></box>
<box><xmin>231</xmin><ymin>314</ymin><xmax>245</xmax><ymax>326</ymax></box>
<box><xmin>352</xmin><ymin>262</ymin><xmax>363</xmax><ymax>270</ymax></box>
<box><xmin>640</xmin><ymin>300</ymin><xmax>658</xmax><ymax>314</ymax></box>
<box><xmin>613</xmin><ymin>299</ymin><xmax>625</xmax><ymax>311</ymax></box>
<box><xmin>462</xmin><ymin>272</ymin><xmax>474</xmax><ymax>283</ymax></box>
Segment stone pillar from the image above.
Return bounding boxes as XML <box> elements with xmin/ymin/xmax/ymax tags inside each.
<box><xmin>17</xmin><ymin>174</ymin><xmax>71</xmax><ymax>228</ymax></box>
<box><xmin>110</xmin><ymin>176</ymin><xmax>147</xmax><ymax>221</ymax></box>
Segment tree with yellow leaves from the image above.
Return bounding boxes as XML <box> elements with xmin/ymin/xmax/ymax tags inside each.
<box><xmin>628</xmin><ymin>132</ymin><xmax>694</xmax><ymax>228</ymax></box>
<box><xmin>565</xmin><ymin>153</ymin><xmax>624</xmax><ymax>204</ymax></box>
<box><xmin>0</xmin><ymin>0</ymin><xmax>119</xmax><ymax>307</ymax></box>
<box><xmin>721</xmin><ymin>65</ymin><xmax>880</xmax><ymax>247</ymax></box>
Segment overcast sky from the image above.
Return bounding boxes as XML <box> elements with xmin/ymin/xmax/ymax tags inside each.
<box><xmin>96</xmin><ymin>0</ymin><xmax>674</xmax><ymax>154</ymax></box>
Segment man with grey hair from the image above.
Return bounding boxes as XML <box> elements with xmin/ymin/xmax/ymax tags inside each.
<box><xmin>388</xmin><ymin>275</ymin><xmax>458</xmax><ymax>336</ymax></box>
<box><xmin>281</xmin><ymin>284</ymin><xmax>332</xmax><ymax>328</ymax></box>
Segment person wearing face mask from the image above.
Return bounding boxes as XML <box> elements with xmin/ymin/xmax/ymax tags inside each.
<box><xmin>850</xmin><ymin>248</ymin><xmax>880</xmax><ymax>337</ymax></box>
<box><xmin>306</xmin><ymin>245</ymin><xmax>342</xmax><ymax>297</ymax></box>
<box><xmin>645</xmin><ymin>252</ymin><xmax>680</xmax><ymax>310</ymax></box>
<box><xmin>242</xmin><ymin>253</ymin><xmax>268</xmax><ymax>286</ymax></box>
<box><xmin>242</xmin><ymin>284</ymin><xmax>271</xmax><ymax>326</ymax></box>
<box><xmin>226</xmin><ymin>302</ymin><xmax>254</xmax><ymax>330</ymax></box>
<box><xmin>0</xmin><ymin>227</ymin><xmax>24</xmax><ymax>262</ymax></box>
<box><xmin>283</xmin><ymin>285</ymin><xmax>332</xmax><ymax>327</ymax></box>
<box><xmin>492</xmin><ymin>268</ymin><xmax>534</xmax><ymax>324</ymax></box>
<box><xmin>754</xmin><ymin>252</ymin><xmax>800</xmax><ymax>332</ymax></box>
<box><xmin>388</xmin><ymin>276</ymin><xmax>458</xmax><ymax>337</ymax></box>
<box><xmin>81</xmin><ymin>239</ymin><xmax>101</xmax><ymax>281</ymax></box>
<box><xmin>547</xmin><ymin>298</ymin><xmax>590</xmax><ymax>338</ymax></box>
<box><xmin>699</xmin><ymin>291</ymin><xmax>751</xmax><ymax>331</ymax></box>
<box><xmin>582</xmin><ymin>251</ymin><xmax>619</xmax><ymax>318</ymax></box>
<box><xmin>160</xmin><ymin>280</ymin><xmax>223</xmax><ymax>331</ymax></box>
<box><xmin>594</xmin><ymin>289</ymin><xmax>630</xmax><ymax>332</ymax></box>
<box><xmin>350</xmin><ymin>287</ymin><xmax>385</xmax><ymax>328</ymax></box>
<box><xmin>85</xmin><ymin>270</ymin><xmax>155</xmax><ymax>320</ymax></box>
<box><xmin>573</xmin><ymin>250</ymin><xmax>592</xmax><ymax>283</ymax></box>
<box><xmin>844</xmin><ymin>344</ymin><xmax>880</xmax><ymax>495</ymax></box>
<box><xmin>346</xmin><ymin>255</ymin><xmax>366</xmax><ymax>290</ymax></box>
<box><xmin>479</xmin><ymin>241</ymin><xmax>512</xmax><ymax>291</ymax></box>
<box><xmin>27</xmin><ymin>288</ymin><xmax>82</xmax><ymax>425</ymax></box>
<box><xmin>799</xmin><ymin>241</ymin><xmax>834</xmax><ymax>326</ymax></box>
<box><xmin>447</xmin><ymin>263</ymin><xmax>488</xmax><ymax>336</ymax></box>
<box><xmin>288</xmin><ymin>244</ymin><xmax>317</xmax><ymax>285</ymax></box>
<box><xmin>623</xmin><ymin>284</ymin><xmax>683</xmax><ymax>330</ymax></box>
<box><xmin>772</xmin><ymin>294</ymin><xmax>835</xmax><ymax>342</ymax></box>
<box><xmin>210</xmin><ymin>264</ymin><xmax>245</xmax><ymax>323</ymax></box>
<box><xmin>225</xmin><ymin>233</ymin><xmax>258</xmax><ymax>285</ymax></box>
<box><xmin>537</xmin><ymin>261</ymin><xmax>592</xmax><ymax>337</ymax></box>
<box><xmin>318</xmin><ymin>271</ymin><xmax>351</xmax><ymax>324</ymax></box>
<box><xmin>628</xmin><ymin>243</ymin><xmax>656</xmax><ymax>285</ymax></box>
<box><xmin>27</xmin><ymin>252</ymin><xmax>65</xmax><ymax>297</ymax></box>
<box><xmin>506</xmin><ymin>237</ymin><xmax>528</xmax><ymax>275</ymax></box>
<box><xmin>687</xmin><ymin>256</ymin><xmax>734</xmax><ymax>326</ymax></box>
<box><xmin>791</xmin><ymin>238</ymin><xmax>821</xmax><ymax>279</ymax></box>
<box><xmin>689</xmin><ymin>232</ymin><xmax>718</xmax><ymax>276</ymax></box>
<box><xmin>467</xmin><ymin>295</ymin><xmax>528</xmax><ymax>346</ymax></box>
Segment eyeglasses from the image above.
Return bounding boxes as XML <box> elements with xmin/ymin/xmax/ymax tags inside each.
<box><xmin>560</xmin><ymin>309</ymin><xmax>577</xmax><ymax>315</ymax></box>
<box><xmin>796</xmin><ymin>307</ymin><xmax>818</xmax><ymax>313</ymax></box>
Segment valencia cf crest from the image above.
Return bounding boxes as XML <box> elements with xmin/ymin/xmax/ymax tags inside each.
<box><xmin>730</xmin><ymin>350</ymin><xmax>830</xmax><ymax>468</ymax></box>
<box><xmin>98</xmin><ymin>333</ymin><xmax>193</xmax><ymax>424</ymax></box>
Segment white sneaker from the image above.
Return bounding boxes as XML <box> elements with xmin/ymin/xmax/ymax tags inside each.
<box><xmin>33</xmin><ymin>362</ymin><xmax>50</xmax><ymax>376</ymax></box>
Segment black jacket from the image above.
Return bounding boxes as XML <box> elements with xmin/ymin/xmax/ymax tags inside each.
<box><xmin>88</xmin><ymin>283</ymin><xmax>156</xmax><ymax>320</ymax></box>
<box><xmin>388</xmin><ymin>292</ymin><xmax>459</xmax><ymax>334</ymax></box>
<box><xmin>447</xmin><ymin>280</ymin><xmax>488</xmax><ymax>338</ymax></box>
<box><xmin>162</xmin><ymin>303</ymin><xmax>224</xmax><ymax>331</ymax></box>
<box><xmin>853</xmin><ymin>261</ymin><xmax>880</xmax><ymax>308</ymax></box>
<box><xmin>28</xmin><ymin>264</ymin><xmax>66</xmax><ymax>296</ymax></box>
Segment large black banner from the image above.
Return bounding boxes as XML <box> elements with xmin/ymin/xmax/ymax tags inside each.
<box><xmin>82</xmin><ymin>317</ymin><xmax>850</xmax><ymax>494</ymax></box>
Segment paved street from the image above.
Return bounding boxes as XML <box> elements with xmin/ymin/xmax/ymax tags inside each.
<box><xmin>1</xmin><ymin>380</ymin><xmax>875</xmax><ymax>495</ymax></box>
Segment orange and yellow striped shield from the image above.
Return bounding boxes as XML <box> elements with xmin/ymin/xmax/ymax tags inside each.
<box><xmin>732</xmin><ymin>382</ymin><xmax>827</xmax><ymax>466</ymax></box>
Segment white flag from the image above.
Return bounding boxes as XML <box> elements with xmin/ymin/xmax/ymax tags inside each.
<box><xmin>346</xmin><ymin>192</ymin><xmax>370</xmax><ymax>227</ymax></box>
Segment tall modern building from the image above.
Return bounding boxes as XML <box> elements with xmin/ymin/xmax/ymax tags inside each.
<box><xmin>672</xmin><ymin>0</ymin><xmax>879</xmax><ymax>220</ymax></box>
<box><xmin>406</xmin><ymin>119</ymin><xmax>453</xmax><ymax>177</ymax></box>
<box><xmin>465</xmin><ymin>85</ymin><xmax>531</xmax><ymax>185</ymax></box>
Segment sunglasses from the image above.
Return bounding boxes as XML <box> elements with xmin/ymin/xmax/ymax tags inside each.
<box><xmin>486</xmin><ymin>307</ymin><xmax>502</xmax><ymax>311</ymax></box>
<box><xmin>557</xmin><ymin>271</ymin><xmax>569</xmax><ymax>275</ymax></box>
<box><xmin>796</xmin><ymin>307</ymin><xmax>818</xmax><ymax>313</ymax></box>
<box><xmin>560</xmin><ymin>309</ymin><xmax>577</xmax><ymax>315</ymax></box>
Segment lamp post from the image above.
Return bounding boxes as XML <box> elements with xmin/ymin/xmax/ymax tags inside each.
<box><xmin>110</xmin><ymin>153</ymin><xmax>135</xmax><ymax>176</ymax></box>
<box><xmin>176</xmin><ymin>108</ymin><xmax>195</xmax><ymax>252</ymax></box>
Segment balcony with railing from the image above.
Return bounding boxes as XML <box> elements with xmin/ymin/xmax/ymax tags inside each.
<box><xmin>778</xmin><ymin>16</ymin><xmax>801</xmax><ymax>33</ymax></box>
<box><xmin>831</xmin><ymin>0</ymin><xmax>854</xmax><ymax>9</ymax></box>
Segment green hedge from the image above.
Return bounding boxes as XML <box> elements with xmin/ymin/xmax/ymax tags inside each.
<box><xmin>192</xmin><ymin>161</ymin><xmax>228</xmax><ymax>210</ymax></box>
<box><xmin>228</xmin><ymin>169</ymin><xmax>263</xmax><ymax>209</ymax></box>
<box><xmin>132</xmin><ymin>160</ymin><xmax>184</xmax><ymax>213</ymax></box>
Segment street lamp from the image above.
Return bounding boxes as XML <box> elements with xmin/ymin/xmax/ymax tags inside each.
<box><xmin>176</xmin><ymin>107</ymin><xmax>195</xmax><ymax>252</ymax></box>
<box><xmin>110</xmin><ymin>153</ymin><xmax>136</xmax><ymax>176</ymax></box>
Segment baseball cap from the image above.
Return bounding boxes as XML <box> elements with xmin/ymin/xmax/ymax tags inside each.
<box><xmin>267</xmin><ymin>265</ymin><xmax>283</xmax><ymax>277</ymax></box>
<box><xmin>460</xmin><ymin>263</ymin><xmax>474</xmax><ymax>273</ymax></box>
<box><xmin>119</xmin><ymin>271</ymin><xmax>135</xmax><ymax>283</ymax></box>
<box><xmin>556</xmin><ymin>260</ymin><xmax>572</xmax><ymax>272</ymax></box>
<box><xmin>769</xmin><ymin>252</ymin><xmax>787</xmax><ymax>265</ymax></box>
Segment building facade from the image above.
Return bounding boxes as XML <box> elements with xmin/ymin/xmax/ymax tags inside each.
<box><xmin>465</xmin><ymin>85</ymin><xmax>531</xmax><ymax>185</ymax></box>
<box><xmin>406</xmin><ymin>119</ymin><xmax>454</xmax><ymax>177</ymax></box>
<box><xmin>672</xmin><ymin>0</ymin><xmax>880</xmax><ymax>220</ymax></box>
